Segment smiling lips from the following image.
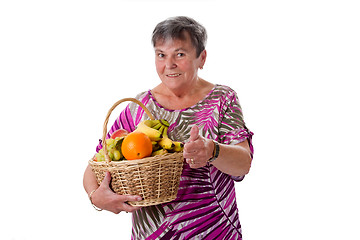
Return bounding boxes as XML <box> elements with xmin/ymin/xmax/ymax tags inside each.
<box><xmin>166</xmin><ymin>73</ymin><xmax>181</xmax><ymax>77</ymax></box>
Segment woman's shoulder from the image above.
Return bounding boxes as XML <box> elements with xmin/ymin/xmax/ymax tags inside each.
<box><xmin>206</xmin><ymin>84</ymin><xmax>238</xmax><ymax>103</ymax></box>
<box><xmin>213</xmin><ymin>84</ymin><xmax>237</xmax><ymax>95</ymax></box>
<box><xmin>134</xmin><ymin>90</ymin><xmax>151</xmax><ymax>101</ymax></box>
<box><xmin>122</xmin><ymin>90</ymin><xmax>151</xmax><ymax>113</ymax></box>
<box><xmin>126</xmin><ymin>91</ymin><xmax>151</xmax><ymax>107</ymax></box>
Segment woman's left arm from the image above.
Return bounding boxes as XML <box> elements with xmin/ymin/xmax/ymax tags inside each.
<box><xmin>183</xmin><ymin>125</ymin><xmax>252</xmax><ymax>177</ymax></box>
<box><xmin>211</xmin><ymin>141</ymin><xmax>252</xmax><ymax>176</ymax></box>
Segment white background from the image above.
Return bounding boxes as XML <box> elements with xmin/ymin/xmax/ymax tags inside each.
<box><xmin>1</xmin><ymin>0</ymin><xmax>359</xmax><ymax>239</ymax></box>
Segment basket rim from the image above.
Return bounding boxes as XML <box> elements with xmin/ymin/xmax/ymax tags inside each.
<box><xmin>89</xmin><ymin>151</ymin><xmax>184</xmax><ymax>165</ymax></box>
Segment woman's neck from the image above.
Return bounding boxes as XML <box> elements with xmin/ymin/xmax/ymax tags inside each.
<box><xmin>151</xmin><ymin>78</ymin><xmax>214</xmax><ymax>110</ymax></box>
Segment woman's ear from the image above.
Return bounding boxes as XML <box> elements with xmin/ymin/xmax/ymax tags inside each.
<box><xmin>199</xmin><ymin>49</ymin><xmax>207</xmax><ymax>69</ymax></box>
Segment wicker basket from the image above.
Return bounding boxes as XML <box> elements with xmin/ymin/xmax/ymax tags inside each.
<box><xmin>89</xmin><ymin>98</ymin><xmax>184</xmax><ymax>206</ymax></box>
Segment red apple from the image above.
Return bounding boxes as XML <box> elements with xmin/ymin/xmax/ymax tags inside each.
<box><xmin>111</xmin><ymin>129</ymin><xmax>129</xmax><ymax>139</ymax></box>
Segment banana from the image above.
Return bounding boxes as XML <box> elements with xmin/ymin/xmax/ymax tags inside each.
<box><xmin>151</xmin><ymin>149</ymin><xmax>168</xmax><ymax>156</ymax></box>
<box><xmin>158</xmin><ymin>126</ymin><xmax>175</xmax><ymax>150</ymax></box>
<box><xmin>158</xmin><ymin>125</ymin><xmax>165</xmax><ymax>135</ymax></box>
<box><xmin>159</xmin><ymin>137</ymin><xmax>174</xmax><ymax>150</ymax></box>
<box><xmin>141</xmin><ymin>119</ymin><xmax>160</xmax><ymax>128</ymax></box>
<box><xmin>151</xmin><ymin>141</ymin><xmax>161</xmax><ymax>151</ymax></box>
<box><xmin>160</xmin><ymin>119</ymin><xmax>170</xmax><ymax>127</ymax></box>
<box><xmin>162</xmin><ymin>126</ymin><xmax>170</xmax><ymax>138</ymax></box>
<box><xmin>150</xmin><ymin>119</ymin><xmax>160</xmax><ymax>127</ymax></box>
<box><xmin>152</xmin><ymin>119</ymin><xmax>170</xmax><ymax>131</ymax></box>
<box><xmin>172</xmin><ymin>141</ymin><xmax>184</xmax><ymax>152</ymax></box>
<box><xmin>135</xmin><ymin>120</ymin><xmax>162</xmax><ymax>141</ymax></box>
<box><xmin>152</xmin><ymin>122</ymin><xmax>163</xmax><ymax>130</ymax></box>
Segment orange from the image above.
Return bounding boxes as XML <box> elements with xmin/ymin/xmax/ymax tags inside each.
<box><xmin>121</xmin><ymin>132</ymin><xmax>153</xmax><ymax>160</ymax></box>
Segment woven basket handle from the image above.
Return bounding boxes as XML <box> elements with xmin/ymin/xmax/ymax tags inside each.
<box><xmin>102</xmin><ymin>98</ymin><xmax>155</xmax><ymax>163</ymax></box>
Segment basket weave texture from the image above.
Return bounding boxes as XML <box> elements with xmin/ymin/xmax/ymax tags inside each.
<box><xmin>89</xmin><ymin>98</ymin><xmax>184</xmax><ymax>206</ymax></box>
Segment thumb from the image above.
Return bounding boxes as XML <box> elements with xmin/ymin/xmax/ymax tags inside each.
<box><xmin>101</xmin><ymin>171</ymin><xmax>111</xmax><ymax>186</ymax></box>
<box><xmin>189</xmin><ymin>125</ymin><xmax>200</xmax><ymax>142</ymax></box>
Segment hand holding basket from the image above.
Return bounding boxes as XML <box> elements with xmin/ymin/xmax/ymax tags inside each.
<box><xmin>89</xmin><ymin>98</ymin><xmax>184</xmax><ymax>207</ymax></box>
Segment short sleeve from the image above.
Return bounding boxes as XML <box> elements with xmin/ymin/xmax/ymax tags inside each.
<box><xmin>218</xmin><ymin>89</ymin><xmax>254</xmax><ymax>181</ymax></box>
<box><xmin>218</xmin><ymin>89</ymin><xmax>253</xmax><ymax>146</ymax></box>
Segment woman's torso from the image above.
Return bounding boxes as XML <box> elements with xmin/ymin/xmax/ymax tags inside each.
<box><xmin>101</xmin><ymin>84</ymin><xmax>251</xmax><ymax>239</ymax></box>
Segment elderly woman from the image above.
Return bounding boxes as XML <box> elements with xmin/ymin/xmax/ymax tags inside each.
<box><xmin>83</xmin><ymin>16</ymin><xmax>254</xmax><ymax>239</ymax></box>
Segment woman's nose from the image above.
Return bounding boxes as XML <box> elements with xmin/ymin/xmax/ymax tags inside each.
<box><xmin>165</xmin><ymin>57</ymin><xmax>177</xmax><ymax>69</ymax></box>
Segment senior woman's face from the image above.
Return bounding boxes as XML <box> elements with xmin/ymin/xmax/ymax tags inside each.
<box><xmin>154</xmin><ymin>32</ymin><xmax>205</xmax><ymax>92</ymax></box>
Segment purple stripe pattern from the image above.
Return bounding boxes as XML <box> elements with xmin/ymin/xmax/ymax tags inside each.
<box><xmin>96</xmin><ymin>84</ymin><xmax>253</xmax><ymax>239</ymax></box>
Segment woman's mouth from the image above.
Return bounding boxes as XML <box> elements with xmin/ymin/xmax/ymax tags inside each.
<box><xmin>166</xmin><ymin>73</ymin><xmax>181</xmax><ymax>77</ymax></box>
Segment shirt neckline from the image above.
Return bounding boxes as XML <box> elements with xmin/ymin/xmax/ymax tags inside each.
<box><xmin>148</xmin><ymin>84</ymin><xmax>218</xmax><ymax>112</ymax></box>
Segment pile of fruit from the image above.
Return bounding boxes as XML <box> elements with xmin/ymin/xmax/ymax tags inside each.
<box><xmin>94</xmin><ymin>119</ymin><xmax>183</xmax><ymax>161</ymax></box>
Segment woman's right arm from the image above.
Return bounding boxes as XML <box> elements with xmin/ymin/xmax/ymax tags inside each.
<box><xmin>83</xmin><ymin>165</ymin><xmax>142</xmax><ymax>214</ymax></box>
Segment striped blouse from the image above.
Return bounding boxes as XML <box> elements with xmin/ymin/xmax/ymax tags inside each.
<box><xmin>97</xmin><ymin>84</ymin><xmax>254</xmax><ymax>239</ymax></box>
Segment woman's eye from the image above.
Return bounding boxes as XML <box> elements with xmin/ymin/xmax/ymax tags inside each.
<box><xmin>158</xmin><ymin>53</ymin><xmax>165</xmax><ymax>58</ymax></box>
<box><xmin>177</xmin><ymin>53</ymin><xmax>184</xmax><ymax>57</ymax></box>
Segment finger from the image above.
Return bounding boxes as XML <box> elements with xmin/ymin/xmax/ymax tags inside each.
<box><xmin>182</xmin><ymin>150</ymin><xmax>193</xmax><ymax>159</ymax></box>
<box><xmin>121</xmin><ymin>195</ymin><xmax>143</xmax><ymax>212</ymax></box>
<box><xmin>123</xmin><ymin>195</ymin><xmax>143</xmax><ymax>202</ymax></box>
<box><xmin>188</xmin><ymin>162</ymin><xmax>201</xmax><ymax>169</ymax></box>
<box><xmin>101</xmin><ymin>171</ymin><xmax>111</xmax><ymax>187</ymax></box>
<box><xmin>122</xmin><ymin>203</ymin><xmax>142</xmax><ymax>213</ymax></box>
<box><xmin>189</xmin><ymin>125</ymin><xmax>200</xmax><ymax>142</ymax></box>
<box><xmin>185</xmin><ymin>158</ymin><xmax>196</xmax><ymax>165</ymax></box>
<box><xmin>185</xmin><ymin>158</ymin><xmax>192</xmax><ymax>164</ymax></box>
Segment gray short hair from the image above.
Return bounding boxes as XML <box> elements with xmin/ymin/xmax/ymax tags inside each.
<box><xmin>152</xmin><ymin>16</ymin><xmax>207</xmax><ymax>57</ymax></box>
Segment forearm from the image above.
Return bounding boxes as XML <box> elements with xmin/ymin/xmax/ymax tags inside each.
<box><xmin>83</xmin><ymin>164</ymin><xmax>99</xmax><ymax>195</ymax></box>
<box><xmin>211</xmin><ymin>140</ymin><xmax>252</xmax><ymax>177</ymax></box>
